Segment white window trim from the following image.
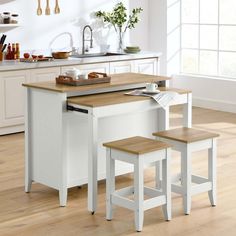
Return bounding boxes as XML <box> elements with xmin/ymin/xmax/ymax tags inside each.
<box><xmin>180</xmin><ymin>0</ymin><xmax>236</xmax><ymax>80</ymax></box>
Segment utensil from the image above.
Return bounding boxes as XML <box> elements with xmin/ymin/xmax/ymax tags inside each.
<box><xmin>54</xmin><ymin>0</ymin><xmax>60</xmax><ymax>14</ymax></box>
<box><xmin>2</xmin><ymin>44</ymin><xmax>7</xmax><ymax>52</ymax></box>
<box><xmin>45</xmin><ymin>0</ymin><xmax>51</xmax><ymax>15</ymax></box>
<box><xmin>0</xmin><ymin>34</ymin><xmax>6</xmax><ymax>45</ymax></box>
<box><xmin>37</xmin><ymin>0</ymin><xmax>42</xmax><ymax>16</ymax></box>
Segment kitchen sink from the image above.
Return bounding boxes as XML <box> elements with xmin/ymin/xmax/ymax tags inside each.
<box><xmin>70</xmin><ymin>52</ymin><xmax>125</xmax><ymax>58</ymax></box>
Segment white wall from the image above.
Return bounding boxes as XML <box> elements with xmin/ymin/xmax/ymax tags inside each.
<box><xmin>173</xmin><ymin>75</ymin><xmax>236</xmax><ymax>113</ymax></box>
<box><xmin>0</xmin><ymin>0</ymin><xmax>147</xmax><ymax>54</ymax></box>
<box><xmin>148</xmin><ymin>0</ymin><xmax>181</xmax><ymax>77</ymax></box>
<box><xmin>129</xmin><ymin>0</ymin><xmax>149</xmax><ymax>50</ymax></box>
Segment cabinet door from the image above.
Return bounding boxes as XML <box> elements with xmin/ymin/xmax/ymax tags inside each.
<box><xmin>30</xmin><ymin>67</ymin><xmax>61</xmax><ymax>82</ymax></box>
<box><xmin>110</xmin><ymin>61</ymin><xmax>134</xmax><ymax>74</ymax></box>
<box><xmin>134</xmin><ymin>58</ymin><xmax>158</xmax><ymax>75</ymax></box>
<box><xmin>61</xmin><ymin>63</ymin><xmax>109</xmax><ymax>74</ymax></box>
<box><xmin>0</xmin><ymin>70</ymin><xmax>30</xmax><ymax>128</ymax></box>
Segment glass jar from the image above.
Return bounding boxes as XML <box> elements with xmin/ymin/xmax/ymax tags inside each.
<box><xmin>3</xmin><ymin>12</ymin><xmax>11</xmax><ymax>24</ymax></box>
<box><xmin>11</xmin><ymin>14</ymin><xmax>18</xmax><ymax>24</ymax></box>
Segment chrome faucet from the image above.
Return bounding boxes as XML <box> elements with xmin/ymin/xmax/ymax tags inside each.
<box><xmin>82</xmin><ymin>25</ymin><xmax>93</xmax><ymax>54</ymax></box>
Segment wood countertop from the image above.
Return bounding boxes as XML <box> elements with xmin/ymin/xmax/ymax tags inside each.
<box><xmin>22</xmin><ymin>73</ymin><xmax>171</xmax><ymax>93</ymax></box>
<box><xmin>67</xmin><ymin>87</ymin><xmax>192</xmax><ymax>108</ymax></box>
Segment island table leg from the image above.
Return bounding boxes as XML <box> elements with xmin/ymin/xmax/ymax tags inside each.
<box><xmin>183</xmin><ymin>93</ymin><xmax>192</xmax><ymax>128</ymax></box>
<box><xmin>88</xmin><ymin>111</ymin><xmax>98</xmax><ymax>214</ymax></box>
<box><xmin>25</xmin><ymin>88</ymin><xmax>32</xmax><ymax>193</ymax></box>
<box><xmin>156</xmin><ymin>106</ymin><xmax>170</xmax><ymax>190</ymax></box>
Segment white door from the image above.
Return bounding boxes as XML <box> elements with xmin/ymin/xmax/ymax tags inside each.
<box><xmin>30</xmin><ymin>67</ymin><xmax>61</xmax><ymax>82</ymax></box>
<box><xmin>0</xmin><ymin>70</ymin><xmax>30</xmax><ymax>128</ymax></box>
<box><xmin>61</xmin><ymin>63</ymin><xmax>110</xmax><ymax>75</ymax></box>
<box><xmin>134</xmin><ymin>58</ymin><xmax>158</xmax><ymax>75</ymax></box>
<box><xmin>110</xmin><ymin>61</ymin><xmax>134</xmax><ymax>74</ymax></box>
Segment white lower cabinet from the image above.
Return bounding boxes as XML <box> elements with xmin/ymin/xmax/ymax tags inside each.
<box><xmin>110</xmin><ymin>61</ymin><xmax>134</xmax><ymax>74</ymax></box>
<box><xmin>135</xmin><ymin>58</ymin><xmax>157</xmax><ymax>75</ymax></box>
<box><xmin>0</xmin><ymin>70</ymin><xmax>30</xmax><ymax>134</ymax></box>
<box><xmin>61</xmin><ymin>63</ymin><xmax>110</xmax><ymax>75</ymax></box>
<box><xmin>30</xmin><ymin>67</ymin><xmax>60</xmax><ymax>82</ymax></box>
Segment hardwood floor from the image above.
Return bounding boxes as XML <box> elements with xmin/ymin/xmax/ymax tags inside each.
<box><xmin>0</xmin><ymin>106</ymin><xmax>236</xmax><ymax>236</ymax></box>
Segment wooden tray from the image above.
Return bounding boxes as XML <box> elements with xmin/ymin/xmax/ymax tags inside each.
<box><xmin>56</xmin><ymin>72</ymin><xmax>111</xmax><ymax>86</ymax></box>
<box><xmin>20</xmin><ymin>57</ymin><xmax>54</xmax><ymax>63</ymax></box>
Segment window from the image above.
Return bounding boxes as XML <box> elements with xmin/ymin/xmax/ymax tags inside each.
<box><xmin>181</xmin><ymin>0</ymin><xmax>236</xmax><ymax>79</ymax></box>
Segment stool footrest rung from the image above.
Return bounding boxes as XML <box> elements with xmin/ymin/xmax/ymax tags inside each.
<box><xmin>144</xmin><ymin>195</ymin><xmax>166</xmax><ymax>211</ymax></box>
<box><xmin>192</xmin><ymin>175</ymin><xmax>209</xmax><ymax>184</ymax></box>
<box><xmin>112</xmin><ymin>194</ymin><xmax>135</xmax><ymax>211</ymax></box>
<box><xmin>172</xmin><ymin>183</ymin><xmax>183</xmax><ymax>194</ymax></box>
<box><xmin>192</xmin><ymin>182</ymin><xmax>212</xmax><ymax>196</ymax></box>
<box><xmin>115</xmin><ymin>186</ymin><xmax>134</xmax><ymax>197</ymax></box>
<box><xmin>144</xmin><ymin>186</ymin><xmax>163</xmax><ymax>198</ymax></box>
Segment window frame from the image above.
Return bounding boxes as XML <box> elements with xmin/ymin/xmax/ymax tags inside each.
<box><xmin>180</xmin><ymin>0</ymin><xmax>236</xmax><ymax>80</ymax></box>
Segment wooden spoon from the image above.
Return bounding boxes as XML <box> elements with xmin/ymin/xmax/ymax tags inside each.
<box><xmin>37</xmin><ymin>0</ymin><xmax>42</xmax><ymax>16</ymax></box>
<box><xmin>55</xmin><ymin>0</ymin><xmax>60</xmax><ymax>14</ymax></box>
<box><xmin>45</xmin><ymin>0</ymin><xmax>51</xmax><ymax>15</ymax></box>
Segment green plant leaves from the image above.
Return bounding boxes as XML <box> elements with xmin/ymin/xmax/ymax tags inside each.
<box><xmin>95</xmin><ymin>2</ymin><xmax>143</xmax><ymax>33</ymax></box>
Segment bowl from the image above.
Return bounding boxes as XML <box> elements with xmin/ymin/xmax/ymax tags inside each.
<box><xmin>126</xmin><ymin>46</ymin><xmax>140</xmax><ymax>50</ymax></box>
<box><xmin>52</xmin><ymin>51</ymin><xmax>71</xmax><ymax>59</ymax></box>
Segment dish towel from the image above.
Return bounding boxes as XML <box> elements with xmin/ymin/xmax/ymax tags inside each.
<box><xmin>125</xmin><ymin>90</ymin><xmax>178</xmax><ymax>109</ymax></box>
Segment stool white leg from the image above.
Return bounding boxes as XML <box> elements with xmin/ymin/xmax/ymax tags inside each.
<box><xmin>155</xmin><ymin>161</ymin><xmax>162</xmax><ymax>190</ymax></box>
<box><xmin>162</xmin><ymin>148</ymin><xmax>172</xmax><ymax>221</ymax></box>
<box><xmin>134</xmin><ymin>157</ymin><xmax>144</xmax><ymax>232</ymax></box>
<box><xmin>208</xmin><ymin>138</ymin><xmax>217</xmax><ymax>206</ymax></box>
<box><xmin>106</xmin><ymin>148</ymin><xmax>115</xmax><ymax>220</ymax></box>
<box><xmin>155</xmin><ymin>136</ymin><xmax>162</xmax><ymax>190</ymax></box>
<box><xmin>182</xmin><ymin>146</ymin><xmax>192</xmax><ymax>215</ymax></box>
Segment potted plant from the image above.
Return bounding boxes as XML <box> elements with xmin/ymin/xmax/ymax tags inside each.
<box><xmin>95</xmin><ymin>2</ymin><xmax>143</xmax><ymax>51</ymax></box>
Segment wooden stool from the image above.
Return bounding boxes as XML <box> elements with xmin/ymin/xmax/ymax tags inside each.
<box><xmin>103</xmin><ymin>136</ymin><xmax>172</xmax><ymax>232</ymax></box>
<box><xmin>153</xmin><ymin>127</ymin><xmax>219</xmax><ymax>215</ymax></box>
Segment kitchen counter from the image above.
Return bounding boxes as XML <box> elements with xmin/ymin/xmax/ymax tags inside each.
<box><xmin>0</xmin><ymin>51</ymin><xmax>161</xmax><ymax>72</ymax></box>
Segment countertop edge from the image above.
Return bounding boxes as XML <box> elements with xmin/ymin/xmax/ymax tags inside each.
<box><xmin>0</xmin><ymin>51</ymin><xmax>162</xmax><ymax>72</ymax></box>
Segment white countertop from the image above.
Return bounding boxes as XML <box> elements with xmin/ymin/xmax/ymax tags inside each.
<box><xmin>0</xmin><ymin>51</ymin><xmax>162</xmax><ymax>72</ymax></box>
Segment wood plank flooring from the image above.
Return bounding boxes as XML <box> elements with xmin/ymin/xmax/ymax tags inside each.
<box><xmin>0</xmin><ymin>106</ymin><xmax>236</xmax><ymax>236</ymax></box>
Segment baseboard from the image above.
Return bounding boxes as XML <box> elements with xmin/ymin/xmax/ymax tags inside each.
<box><xmin>193</xmin><ymin>97</ymin><xmax>236</xmax><ymax>113</ymax></box>
<box><xmin>0</xmin><ymin>125</ymin><xmax>24</xmax><ymax>136</ymax></box>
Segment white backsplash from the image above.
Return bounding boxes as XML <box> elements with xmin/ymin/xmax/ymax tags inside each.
<box><xmin>0</xmin><ymin>0</ymin><xmax>139</xmax><ymax>54</ymax></box>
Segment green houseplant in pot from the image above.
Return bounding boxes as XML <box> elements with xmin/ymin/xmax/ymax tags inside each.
<box><xmin>95</xmin><ymin>2</ymin><xmax>143</xmax><ymax>51</ymax></box>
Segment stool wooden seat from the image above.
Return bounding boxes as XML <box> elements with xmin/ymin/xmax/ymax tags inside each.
<box><xmin>153</xmin><ymin>127</ymin><xmax>219</xmax><ymax>144</ymax></box>
<box><xmin>103</xmin><ymin>136</ymin><xmax>172</xmax><ymax>232</ymax></box>
<box><xmin>153</xmin><ymin>127</ymin><xmax>219</xmax><ymax>215</ymax></box>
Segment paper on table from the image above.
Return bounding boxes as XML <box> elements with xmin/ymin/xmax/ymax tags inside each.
<box><xmin>125</xmin><ymin>90</ymin><xmax>178</xmax><ymax>109</ymax></box>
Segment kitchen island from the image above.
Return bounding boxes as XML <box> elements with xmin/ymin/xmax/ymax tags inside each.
<box><xmin>23</xmin><ymin>73</ymin><xmax>192</xmax><ymax>213</ymax></box>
